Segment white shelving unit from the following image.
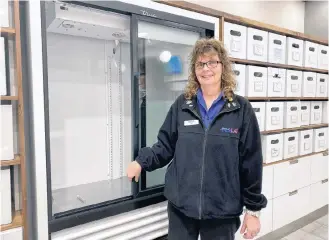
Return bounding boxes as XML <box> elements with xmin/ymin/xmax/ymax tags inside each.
<box><xmin>220</xmin><ymin>9</ymin><xmax>328</xmax><ymax>240</ymax></box>
<box><xmin>1</xmin><ymin>0</ymin><xmax>25</xmax><ymax>239</ymax></box>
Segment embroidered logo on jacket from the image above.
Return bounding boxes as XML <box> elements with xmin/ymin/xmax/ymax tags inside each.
<box><xmin>220</xmin><ymin>127</ymin><xmax>239</xmax><ymax>134</ymax></box>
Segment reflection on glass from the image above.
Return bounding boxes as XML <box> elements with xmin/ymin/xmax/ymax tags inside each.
<box><xmin>45</xmin><ymin>2</ymin><xmax>132</xmax><ymax>215</ymax></box>
<box><xmin>137</xmin><ymin>21</ymin><xmax>200</xmax><ymax>188</ymax></box>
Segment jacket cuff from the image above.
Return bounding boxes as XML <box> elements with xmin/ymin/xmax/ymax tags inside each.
<box><xmin>135</xmin><ymin>156</ymin><xmax>147</xmax><ymax>170</ymax></box>
<box><xmin>244</xmin><ymin>198</ymin><xmax>267</xmax><ymax>212</ymax></box>
<box><xmin>245</xmin><ymin>206</ymin><xmax>262</xmax><ymax>212</ymax></box>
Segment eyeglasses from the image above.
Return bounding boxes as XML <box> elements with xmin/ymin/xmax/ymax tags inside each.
<box><xmin>195</xmin><ymin>60</ymin><xmax>220</xmax><ymax>70</ymax></box>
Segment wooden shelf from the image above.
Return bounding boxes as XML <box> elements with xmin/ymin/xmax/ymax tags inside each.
<box><xmin>0</xmin><ymin>95</ymin><xmax>18</xmax><ymax>100</ymax></box>
<box><xmin>230</xmin><ymin>58</ymin><xmax>329</xmax><ymax>74</ymax></box>
<box><xmin>0</xmin><ymin>211</ymin><xmax>22</xmax><ymax>232</ymax></box>
<box><xmin>0</xmin><ymin>27</ymin><xmax>15</xmax><ymax>36</ymax></box>
<box><xmin>156</xmin><ymin>1</ymin><xmax>328</xmax><ymax>45</ymax></box>
<box><xmin>247</xmin><ymin>97</ymin><xmax>328</xmax><ymax>101</ymax></box>
<box><xmin>264</xmin><ymin>150</ymin><xmax>328</xmax><ymax>167</ymax></box>
<box><xmin>0</xmin><ymin>155</ymin><xmax>20</xmax><ymax>167</ymax></box>
<box><xmin>261</xmin><ymin>124</ymin><xmax>328</xmax><ymax>135</ymax></box>
<box><xmin>224</xmin><ymin>16</ymin><xmax>328</xmax><ymax>45</ymax></box>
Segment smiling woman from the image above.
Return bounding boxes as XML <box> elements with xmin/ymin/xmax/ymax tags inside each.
<box><xmin>185</xmin><ymin>38</ymin><xmax>236</xmax><ymax>101</ymax></box>
<box><xmin>127</xmin><ymin>38</ymin><xmax>268</xmax><ymax>240</ymax></box>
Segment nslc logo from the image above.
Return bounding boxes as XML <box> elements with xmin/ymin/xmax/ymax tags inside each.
<box><xmin>220</xmin><ymin>127</ymin><xmax>239</xmax><ymax>134</ymax></box>
<box><xmin>140</xmin><ymin>10</ymin><xmax>156</xmax><ymax>17</ymax></box>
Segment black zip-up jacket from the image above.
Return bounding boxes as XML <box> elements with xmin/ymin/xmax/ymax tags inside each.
<box><xmin>136</xmin><ymin>93</ymin><xmax>267</xmax><ymax>219</ymax></box>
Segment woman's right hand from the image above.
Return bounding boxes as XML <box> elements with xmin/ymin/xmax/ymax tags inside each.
<box><xmin>127</xmin><ymin>161</ymin><xmax>142</xmax><ymax>182</ymax></box>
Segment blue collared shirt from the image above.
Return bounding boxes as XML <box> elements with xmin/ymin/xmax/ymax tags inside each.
<box><xmin>196</xmin><ymin>88</ymin><xmax>226</xmax><ymax>129</ymax></box>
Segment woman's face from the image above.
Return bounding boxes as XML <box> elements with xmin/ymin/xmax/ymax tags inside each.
<box><xmin>195</xmin><ymin>53</ymin><xmax>222</xmax><ymax>87</ymax></box>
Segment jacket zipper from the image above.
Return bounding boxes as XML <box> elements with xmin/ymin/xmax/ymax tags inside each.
<box><xmin>191</xmin><ymin>105</ymin><xmax>240</xmax><ymax>219</ymax></box>
<box><xmin>199</xmin><ymin>128</ymin><xmax>208</xmax><ymax>219</ymax></box>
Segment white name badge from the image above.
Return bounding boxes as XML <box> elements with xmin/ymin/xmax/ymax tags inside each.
<box><xmin>184</xmin><ymin>120</ymin><xmax>199</xmax><ymax>126</ymax></box>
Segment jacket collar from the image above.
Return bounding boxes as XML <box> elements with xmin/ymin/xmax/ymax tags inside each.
<box><xmin>221</xmin><ymin>93</ymin><xmax>240</xmax><ymax>113</ymax></box>
<box><xmin>181</xmin><ymin>92</ymin><xmax>240</xmax><ymax>113</ymax></box>
<box><xmin>181</xmin><ymin>95</ymin><xmax>198</xmax><ymax>111</ymax></box>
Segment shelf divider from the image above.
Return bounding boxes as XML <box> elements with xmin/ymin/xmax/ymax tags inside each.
<box><xmin>0</xmin><ymin>211</ymin><xmax>22</xmax><ymax>232</ymax></box>
<box><xmin>263</xmin><ymin>150</ymin><xmax>328</xmax><ymax>167</ymax></box>
<box><xmin>0</xmin><ymin>96</ymin><xmax>19</xmax><ymax>101</ymax></box>
<box><xmin>0</xmin><ymin>155</ymin><xmax>21</xmax><ymax>167</ymax></box>
<box><xmin>230</xmin><ymin>57</ymin><xmax>329</xmax><ymax>74</ymax></box>
<box><xmin>247</xmin><ymin>97</ymin><xmax>328</xmax><ymax>101</ymax></box>
<box><xmin>0</xmin><ymin>27</ymin><xmax>16</xmax><ymax>36</ymax></box>
<box><xmin>261</xmin><ymin>124</ymin><xmax>329</xmax><ymax>135</ymax></box>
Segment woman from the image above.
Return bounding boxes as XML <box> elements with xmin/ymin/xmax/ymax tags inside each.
<box><xmin>127</xmin><ymin>38</ymin><xmax>267</xmax><ymax>240</ymax></box>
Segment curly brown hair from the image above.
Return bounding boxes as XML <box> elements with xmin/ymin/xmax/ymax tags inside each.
<box><xmin>184</xmin><ymin>38</ymin><xmax>236</xmax><ymax>100</ymax></box>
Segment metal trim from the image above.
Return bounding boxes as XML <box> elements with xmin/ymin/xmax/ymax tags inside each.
<box><xmin>65</xmin><ymin>0</ymin><xmax>214</xmax><ymax>30</ymax></box>
<box><xmin>40</xmin><ymin>0</ymin><xmax>53</xmax><ymax>222</ymax></box>
<box><xmin>49</xmin><ymin>193</ymin><xmax>166</xmax><ymax>233</ymax></box>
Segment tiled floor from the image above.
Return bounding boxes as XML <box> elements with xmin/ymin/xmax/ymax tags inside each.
<box><xmin>281</xmin><ymin>215</ymin><xmax>328</xmax><ymax>240</ymax></box>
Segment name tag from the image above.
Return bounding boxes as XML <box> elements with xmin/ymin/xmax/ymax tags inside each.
<box><xmin>184</xmin><ymin>120</ymin><xmax>199</xmax><ymax>126</ymax></box>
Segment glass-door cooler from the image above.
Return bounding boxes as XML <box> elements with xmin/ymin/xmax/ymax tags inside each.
<box><xmin>41</xmin><ymin>0</ymin><xmax>214</xmax><ymax>232</ymax></box>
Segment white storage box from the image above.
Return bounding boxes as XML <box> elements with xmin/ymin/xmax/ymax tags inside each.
<box><xmin>0</xmin><ymin>0</ymin><xmax>9</xmax><ymax>27</ymax></box>
<box><xmin>0</xmin><ymin>37</ymin><xmax>7</xmax><ymax>95</ymax></box>
<box><xmin>250</xmin><ymin>102</ymin><xmax>265</xmax><ymax>131</ymax></box>
<box><xmin>267</xmin><ymin>67</ymin><xmax>286</xmax><ymax>97</ymax></box>
<box><xmin>257</xmin><ymin>200</ymin><xmax>273</xmax><ymax>238</ymax></box>
<box><xmin>268</xmin><ymin>32</ymin><xmax>286</xmax><ymax>64</ymax></box>
<box><xmin>13</xmin><ymin>165</ymin><xmax>22</xmax><ymax>210</ymax></box>
<box><xmin>262</xmin><ymin>133</ymin><xmax>283</xmax><ymax>164</ymax></box>
<box><xmin>0</xmin><ymin>104</ymin><xmax>14</xmax><ymax>160</ymax></box>
<box><xmin>302</xmin><ymin>72</ymin><xmax>316</xmax><ymax>97</ymax></box>
<box><xmin>0</xmin><ymin>167</ymin><xmax>12</xmax><ymax>225</ymax></box>
<box><xmin>322</xmin><ymin>101</ymin><xmax>328</xmax><ymax>124</ymax></box>
<box><xmin>300</xmin><ymin>102</ymin><xmax>311</xmax><ymax>126</ymax></box>
<box><xmin>247</xmin><ymin>27</ymin><xmax>268</xmax><ymax>62</ymax></box>
<box><xmin>286</xmin><ymin>37</ymin><xmax>304</xmax><ymax>67</ymax></box>
<box><xmin>284</xmin><ymin>101</ymin><xmax>301</xmax><ymax>128</ymax></box>
<box><xmin>262</xmin><ymin>165</ymin><xmax>274</xmax><ymax>200</ymax></box>
<box><xmin>310</xmin><ymin>101</ymin><xmax>323</xmax><ymax>125</ymax></box>
<box><xmin>310</xmin><ymin>153</ymin><xmax>328</xmax><ymax>184</ymax></box>
<box><xmin>0</xmin><ymin>227</ymin><xmax>23</xmax><ymax>240</ymax></box>
<box><xmin>224</xmin><ymin>22</ymin><xmax>247</xmax><ymax>59</ymax></box>
<box><xmin>283</xmin><ymin>131</ymin><xmax>299</xmax><ymax>159</ymax></box>
<box><xmin>232</xmin><ymin>64</ymin><xmax>246</xmax><ymax>96</ymax></box>
<box><xmin>299</xmin><ymin>129</ymin><xmax>313</xmax><ymax>155</ymax></box>
<box><xmin>285</xmin><ymin>70</ymin><xmax>302</xmax><ymax>97</ymax></box>
<box><xmin>273</xmin><ymin>157</ymin><xmax>311</xmax><ymax>198</ymax></box>
<box><xmin>310</xmin><ymin>180</ymin><xmax>328</xmax><ymax>212</ymax></box>
<box><xmin>316</xmin><ymin>73</ymin><xmax>328</xmax><ymax>97</ymax></box>
<box><xmin>272</xmin><ymin>186</ymin><xmax>310</xmax><ymax>231</ymax></box>
<box><xmin>246</xmin><ymin>65</ymin><xmax>267</xmax><ymax>97</ymax></box>
<box><xmin>265</xmin><ymin>102</ymin><xmax>284</xmax><ymax>131</ymax></box>
<box><xmin>318</xmin><ymin>45</ymin><xmax>328</xmax><ymax>70</ymax></box>
<box><xmin>313</xmin><ymin>127</ymin><xmax>328</xmax><ymax>152</ymax></box>
<box><xmin>303</xmin><ymin>41</ymin><xmax>318</xmax><ymax>68</ymax></box>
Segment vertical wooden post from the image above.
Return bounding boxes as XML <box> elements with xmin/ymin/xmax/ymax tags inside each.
<box><xmin>13</xmin><ymin>0</ymin><xmax>27</xmax><ymax>239</ymax></box>
<box><xmin>219</xmin><ymin>16</ymin><xmax>225</xmax><ymax>42</ymax></box>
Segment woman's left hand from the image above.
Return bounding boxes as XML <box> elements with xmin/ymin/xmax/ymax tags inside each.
<box><xmin>240</xmin><ymin>213</ymin><xmax>261</xmax><ymax>239</ymax></box>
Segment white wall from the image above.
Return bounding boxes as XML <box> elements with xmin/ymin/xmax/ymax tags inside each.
<box><xmin>304</xmin><ymin>1</ymin><xmax>328</xmax><ymax>40</ymax></box>
<box><xmin>187</xmin><ymin>0</ymin><xmax>305</xmax><ymax>33</ymax></box>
